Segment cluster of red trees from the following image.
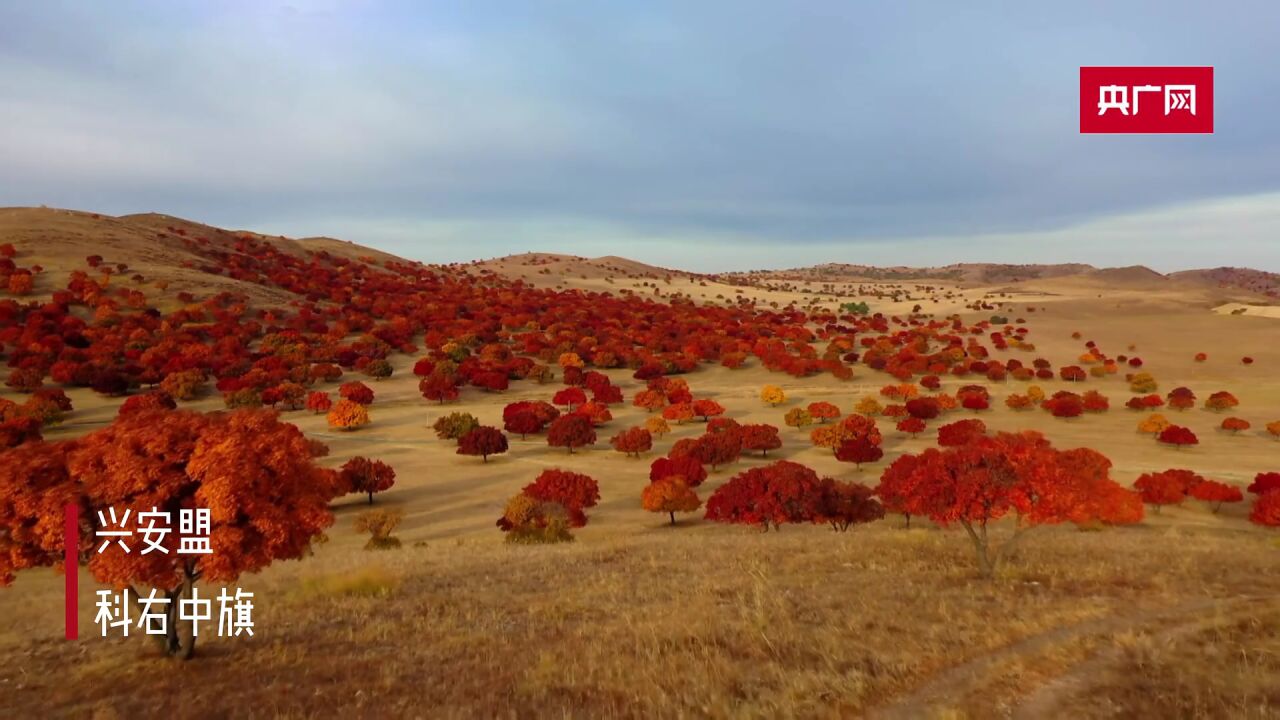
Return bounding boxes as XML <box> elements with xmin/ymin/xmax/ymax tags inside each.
<box><xmin>1133</xmin><ymin>469</ymin><xmax>1241</xmax><ymax>513</ymax></box>
<box><xmin>704</xmin><ymin>460</ymin><xmax>883</xmax><ymax>533</ymax></box>
<box><xmin>502</xmin><ymin>400</ymin><xmax>560</xmax><ymax>438</ymax></box>
<box><xmin>497</xmin><ymin>469</ymin><xmax>600</xmax><ymax>539</ymax></box>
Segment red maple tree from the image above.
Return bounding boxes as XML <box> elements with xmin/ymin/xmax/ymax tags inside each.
<box><xmin>1157</xmin><ymin>425</ymin><xmax>1198</xmax><ymax>450</ymax></box>
<box><xmin>340</xmin><ymin>456</ymin><xmax>397</xmax><ymax>503</ymax></box>
<box><xmin>547</xmin><ymin>414</ymin><xmax>597</xmax><ymax>454</ymax></box>
<box><xmin>704</xmin><ymin>460</ymin><xmax>825</xmax><ymax>532</ymax></box>
<box><xmin>609</xmin><ymin>427</ymin><xmax>653</xmax><ymax>457</ymax></box>
<box><xmin>457</xmin><ymin>426</ymin><xmax>509</xmax><ymax>462</ymax></box>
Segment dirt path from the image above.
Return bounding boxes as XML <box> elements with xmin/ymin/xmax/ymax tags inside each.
<box><xmin>1011</xmin><ymin>595</ymin><xmax>1274</xmax><ymax>719</ymax></box>
<box><xmin>868</xmin><ymin>595</ymin><xmax>1267</xmax><ymax>720</ymax></box>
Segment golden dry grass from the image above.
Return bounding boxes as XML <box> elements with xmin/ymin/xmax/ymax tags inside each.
<box><xmin>2</xmin><ymin>524</ymin><xmax>1277</xmax><ymax>718</ymax></box>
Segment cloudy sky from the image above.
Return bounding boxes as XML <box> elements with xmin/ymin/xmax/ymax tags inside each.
<box><xmin>2</xmin><ymin>1</ymin><xmax>1278</xmax><ymax>271</ymax></box>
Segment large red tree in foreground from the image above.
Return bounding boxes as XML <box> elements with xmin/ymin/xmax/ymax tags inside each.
<box><xmin>876</xmin><ymin>431</ymin><xmax>1139</xmax><ymax>577</ymax></box>
<box><xmin>0</xmin><ymin>409</ymin><xmax>345</xmax><ymax>658</ymax></box>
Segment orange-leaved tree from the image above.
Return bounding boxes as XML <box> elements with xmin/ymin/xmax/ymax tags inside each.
<box><xmin>327</xmin><ymin>398</ymin><xmax>370</xmax><ymax>431</ymax></box>
<box><xmin>641</xmin><ymin>477</ymin><xmax>702</xmax><ymax>525</ymax></box>
<box><xmin>760</xmin><ymin>385</ymin><xmax>786</xmax><ymax>406</ymax></box>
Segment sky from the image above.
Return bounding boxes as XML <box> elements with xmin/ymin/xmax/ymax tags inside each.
<box><xmin>2</xmin><ymin>1</ymin><xmax>1278</xmax><ymax>272</ymax></box>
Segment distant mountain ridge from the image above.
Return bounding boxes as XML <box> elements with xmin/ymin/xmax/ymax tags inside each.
<box><xmin>3</xmin><ymin>207</ymin><xmax>1276</xmax><ymax>299</ymax></box>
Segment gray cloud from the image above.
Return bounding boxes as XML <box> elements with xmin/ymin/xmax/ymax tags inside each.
<box><xmin>1</xmin><ymin>1</ymin><xmax>1278</xmax><ymax>269</ymax></box>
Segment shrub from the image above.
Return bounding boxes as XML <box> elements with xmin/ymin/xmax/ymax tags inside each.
<box><xmin>1128</xmin><ymin>372</ymin><xmax>1158</xmax><ymax>394</ymax></box>
<box><xmin>353</xmin><ymin>509</ymin><xmax>404</xmax><ymax>550</ymax></box>
<box><xmin>433</xmin><ymin>412</ymin><xmax>479</xmax><ymax>440</ymax></box>
<box><xmin>119</xmin><ymin>391</ymin><xmax>177</xmax><ymax>417</ymax></box>
<box><xmin>497</xmin><ymin>494</ymin><xmax>574</xmax><ymax>544</ymax></box>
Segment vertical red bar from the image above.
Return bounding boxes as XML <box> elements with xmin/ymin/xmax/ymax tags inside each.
<box><xmin>64</xmin><ymin>504</ymin><xmax>78</xmax><ymax>640</ymax></box>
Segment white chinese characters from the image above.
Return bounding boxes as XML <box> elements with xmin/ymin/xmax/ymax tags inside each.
<box><xmin>1098</xmin><ymin>84</ymin><xmax>1196</xmax><ymax>116</ymax></box>
<box><xmin>93</xmin><ymin>507</ymin><xmax>212</xmax><ymax>555</ymax></box>
<box><xmin>94</xmin><ymin>587</ymin><xmax>255</xmax><ymax>638</ymax></box>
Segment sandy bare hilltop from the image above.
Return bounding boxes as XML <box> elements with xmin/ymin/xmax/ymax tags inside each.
<box><xmin>1</xmin><ymin>207</ymin><xmax>1279</xmax><ymax>718</ymax></box>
